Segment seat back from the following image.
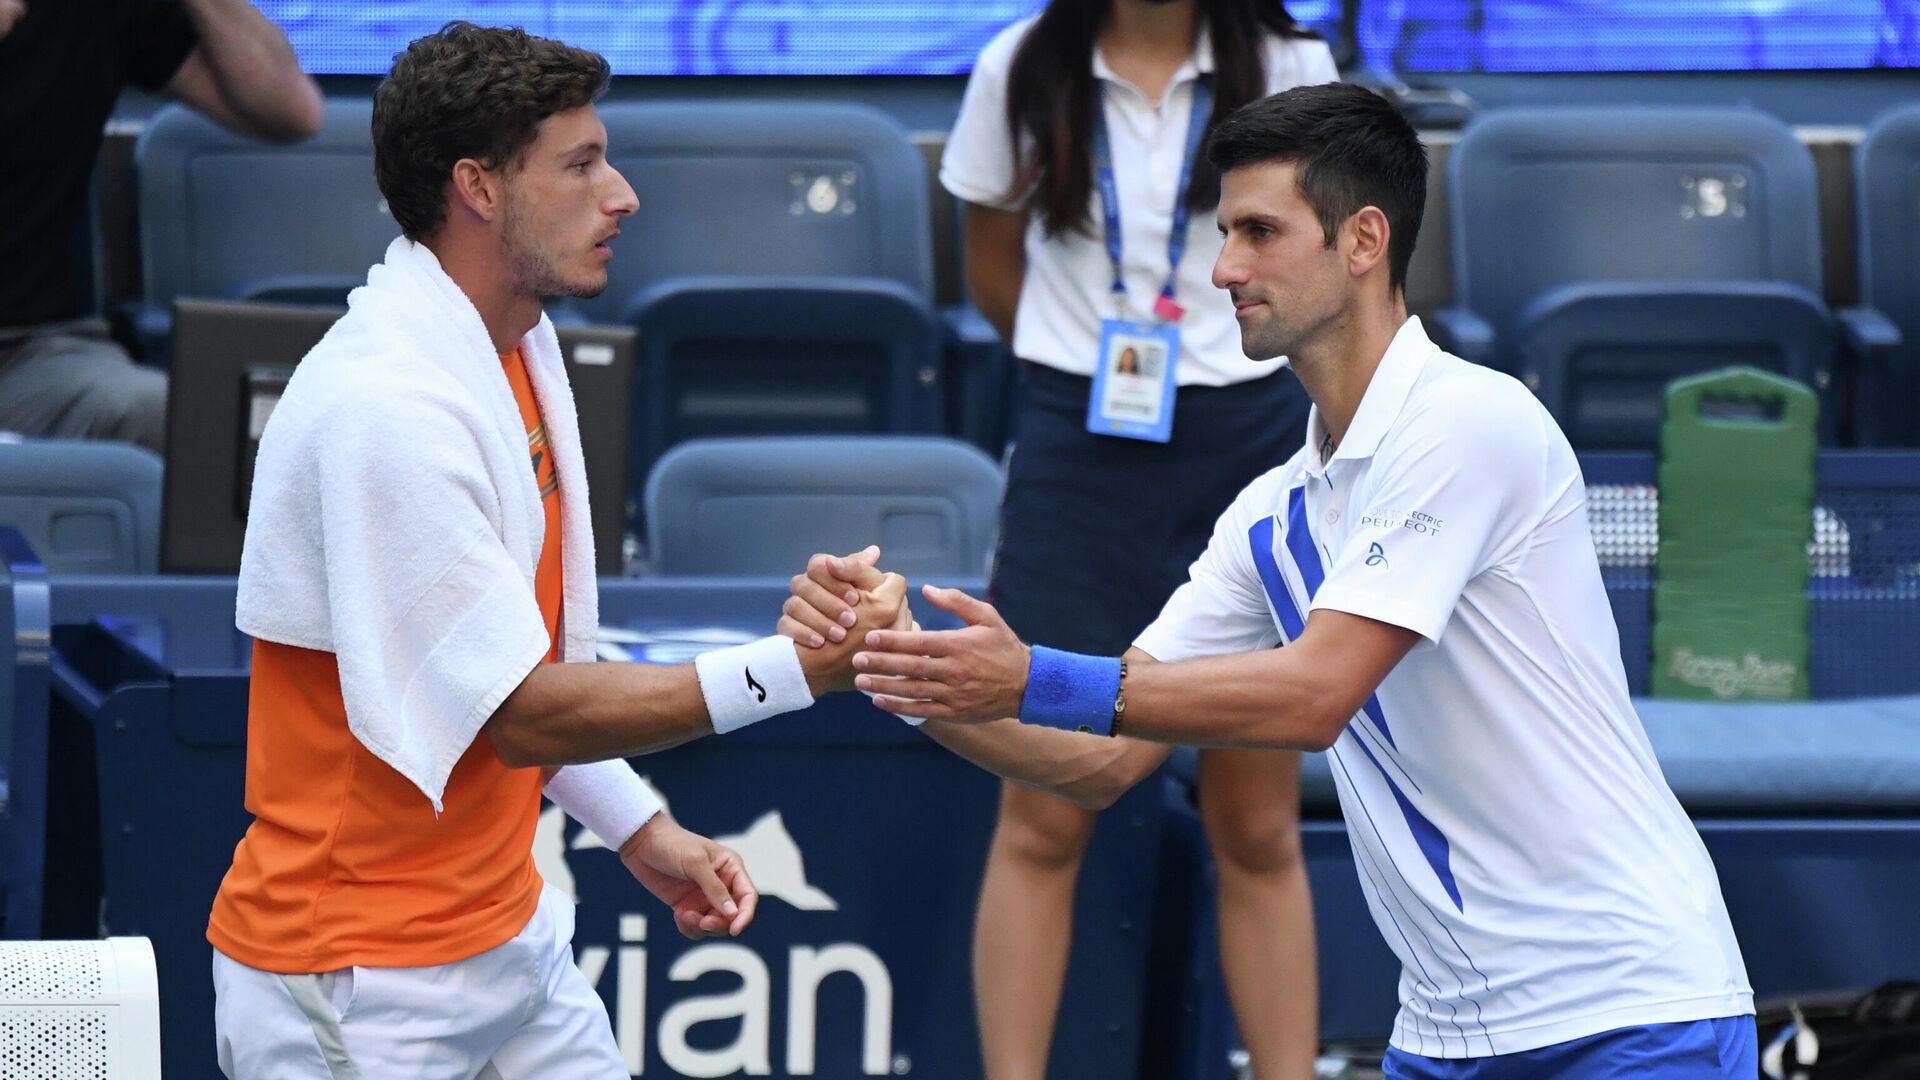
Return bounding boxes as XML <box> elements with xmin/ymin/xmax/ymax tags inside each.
<box><xmin>0</xmin><ymin>441</ymin><xmax>161</xmax><ymax>575</ymax></box>
<box><xmin>626</xmin><ymin>277</ymin><xmax>945</xmax><ymax>513</ymax></box>
<box><xmin>1449</xmin><ymin>107</ymin><xmax>1822</xmax><ymax>371</ymax></box>
<box><xmin>645</xmin><ymin>436</ymin><xmax>1002</xmax><ymax>578</ymax></box>
<box><xmin>588</xmin><ymin>101</ymin><xmax>932</xmax><ymax>322</ymax></box>
<box><xmin>1853</xmin><ymin>103</ymin><xmax>1920</xmax><ymax>444</ymax></box>
<box><xmin>1521</xmin><ymin>282</ymin><xmax>1835</xmax><ymax>448</ymax></box>
<box><xmin>137</xmin><ymin>100</ymin><xmax>389</xmax><ymax>310</ymax></box>
<box><xmin>0</xmin><ymin>529</ymin><xmax>48</xmax><ymax>940</ymax></box>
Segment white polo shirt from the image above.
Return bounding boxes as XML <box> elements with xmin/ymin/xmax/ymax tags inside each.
<box><xmin>1136</xmin><ymin>318</ymin><xmax>1752</xmax><ymax>1057</ymax></box>
<box><xmin>940</xmin><ymin>17</ymin><xmax>1338</xmax><ymax>387</ymax></box>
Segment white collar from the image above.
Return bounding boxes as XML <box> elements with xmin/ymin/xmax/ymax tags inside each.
<box><xmin>1090</xmin><ymin>21</ymin><xmax>1214</xmax><ymax>91</ymax></box>
<box><xmin>1301</xmin><ymin>316</ymin><xmax>1438</xmax><ymax>478</ymax></box>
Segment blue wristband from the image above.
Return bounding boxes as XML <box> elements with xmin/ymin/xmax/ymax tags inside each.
<box><xmin>1019</xmin><ymin>646</ymin><xmax>1122</xmax><ymax>736</ymax></box>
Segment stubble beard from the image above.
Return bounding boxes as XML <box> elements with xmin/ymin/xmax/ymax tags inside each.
<box><xmin>501</xmin><ymin>196</ymin><xmax>607</xmax><ymax>301</ymax></box>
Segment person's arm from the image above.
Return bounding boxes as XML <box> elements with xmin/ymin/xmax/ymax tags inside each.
<box><xmin>853</xmin><ymin>584</ymin><xmax>1417</xmax><ymax>754</ymax></box>
<box><xmin>941</xmin><ymin>23</ymin><xmax>1030</xmax><ymax>345</ymax></box>
<box><xmin>779</xmin><ymin>553</ymin><xmax>1162</xmax><ymax>807</ymax></box>
<box><xmin>911</xmin><ymin>646</ymin><xmax>1174</xmax><ymax>809</ymax></box>
<box><xmin>165</xmin><ymin>0</ymin><xmax>323</xmax><ymax>142</ymax></box>
<box><xmin>849</xmin><ymin>385</ymin><xmax>1542</xmax><ymax>756</ymax></box>
<box><xmin>617</xmin><ymin>811</ymin><xmax>759</xmax><ymax>940</ymax></box>
<box><xmin>963</xmin><ymin>201</ymin><xmax>1028</xmax><ymax>344</ymax></box>
<box><xmin>484</xmin><ymin>574</ymin><xmax>907</xmax><ymax>768</ymax></box>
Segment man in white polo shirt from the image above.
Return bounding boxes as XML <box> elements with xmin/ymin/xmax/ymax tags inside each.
<box><xmin>784</xmin><ymin>82</ymin><xmax>1755</xmax><ymax>1077</ymax></box>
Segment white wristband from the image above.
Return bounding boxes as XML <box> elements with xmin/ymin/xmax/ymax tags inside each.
<box><xmin>543</xmin><ymin>759</ymin><xmax>664</xmax><ymax>850</ymax></box>
<box><xmin>695</xmin><ymin>635</ymin><xmax>814</xmax><ymax>734</ymax></box>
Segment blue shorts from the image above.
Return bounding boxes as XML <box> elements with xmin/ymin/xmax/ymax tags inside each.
<box><xmin>1383</xmin><ymin>1015</ymin><xmax>1757</xmax><ymax>1080</ymax></box>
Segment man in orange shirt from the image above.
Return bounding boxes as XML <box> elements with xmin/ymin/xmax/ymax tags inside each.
<box><xmin>208</xmin><ymin>23</ymin><xmax>903</xmax><ymax>1078</ymax></box>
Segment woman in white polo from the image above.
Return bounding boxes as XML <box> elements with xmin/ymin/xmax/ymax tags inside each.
<box><xmin>940</xmin><ymin>1</ymin><xmax>1336</xmax><ymax>1075</ymax></box>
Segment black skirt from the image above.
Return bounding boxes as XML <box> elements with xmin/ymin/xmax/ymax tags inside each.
<box><xmin>988</xmin><ymin>361</ymin><xmax>1311</xmax><ymax>655</ymax></box>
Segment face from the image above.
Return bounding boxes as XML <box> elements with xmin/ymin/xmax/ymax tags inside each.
<box><xmin>1211</xmin><ymin>161</ymin><xmax>1351</xmax><ymax>362</ymax></box>
<box><xmin>497</xmin><ymin>104</ymin><xmax>637</xmax><ymax>300</ymax></box>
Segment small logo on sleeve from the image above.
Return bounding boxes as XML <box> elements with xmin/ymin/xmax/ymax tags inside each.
<box><xmin>746</xmin><ymin>668</ymin><xmax>767</xmax><ymax>703</ymax></box>
<box><xmin>1366</xmin><ymin>542</ymin><xmax>1389</xmax><ymax>568</ymax></box>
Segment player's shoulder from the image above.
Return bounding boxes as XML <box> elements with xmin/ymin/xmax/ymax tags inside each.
<box><xmin>1396</xmin><ymin>350</ymin><xmax>1549</xmax><ymax>455</ymax></box>
<box><xmin>275</xmin><ymin>325</ymin><xmax>487</xmax><ymax>449</ymax></box>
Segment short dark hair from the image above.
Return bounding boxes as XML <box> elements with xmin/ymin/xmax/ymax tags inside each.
<box><xmin>373</xmin><ymin>22</ymin><xmax>610</xmax><ymax>240</ymax></box>
<box><xmin>1207</xmin><ymin>83</ymin><xmax>1428</xmax><ymax>293</ymax></box>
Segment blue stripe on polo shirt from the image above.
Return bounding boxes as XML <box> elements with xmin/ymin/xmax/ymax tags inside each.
<box><xmin>1250</xmin><ymin>492</ymin><xmax>1464</xmax><ymax>913</ymax></box>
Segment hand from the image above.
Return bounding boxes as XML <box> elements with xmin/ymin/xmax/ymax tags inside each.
<box><xmin>618</xmin><ymin>813</ymin><xmax>758</xmax><ymax>939</ymax></box>
<box><xmin>852</xmin><ymin>584</ymin><xmax>1031</xmax><ymax>724</ymax></box>
<box><xmin>782</xmin><ymin>546</ymin><xmax>887</xmax><ymax>648</ymax></box>
<box><xmin>791</xmin><ymin>568</ymin><xmax>908</xmax><ymax>695</ymax></box>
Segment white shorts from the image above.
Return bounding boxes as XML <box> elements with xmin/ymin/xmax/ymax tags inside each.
<box><xmin>213</xmin><ymin>884</ymin><xmax>624</xmax><ymax>1079</ymax></box>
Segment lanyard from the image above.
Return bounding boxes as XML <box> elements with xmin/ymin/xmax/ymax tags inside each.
<box><xmin>1091</xmin><ymin>74</ymin><xmax>1212</xmax><ymax>320</ymax></box>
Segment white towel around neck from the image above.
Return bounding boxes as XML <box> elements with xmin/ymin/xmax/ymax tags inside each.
<box><xmin>236</xmin><ymin>237</ymin><xmax>599</xmax><ymax>811</ymax></box>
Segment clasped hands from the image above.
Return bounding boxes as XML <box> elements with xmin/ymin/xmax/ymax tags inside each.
<box><xmin>780</xmin><ymin>546</ymin><xmax>1031</xmax><ymax>724</ymax></box>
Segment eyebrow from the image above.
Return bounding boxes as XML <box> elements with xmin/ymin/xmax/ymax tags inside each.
<box><xmin>558</xmin><ymin>140</ymin><xmax>604</xmax><ymax>160</ymax></box>
<box><xmin>1220</xmin><ymin>213</ymin><xmax>1277</xmax><ymax>233</ymax></box>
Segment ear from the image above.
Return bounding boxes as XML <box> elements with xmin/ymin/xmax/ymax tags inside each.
<box><xmin>448</xmin><ymin>157</ymin><xmax>503</xmax><ymax>224</ymax></box>
<box><xmin>1346</xmin><ymin>205</ymin><xmax>1392</xmax><ymax>281</ymax></box>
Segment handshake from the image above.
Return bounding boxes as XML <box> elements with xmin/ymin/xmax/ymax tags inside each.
<box><xmin>777</xmin><ymin>546</ymin><xmax>1032</xmax><ymax>726</ymax></box>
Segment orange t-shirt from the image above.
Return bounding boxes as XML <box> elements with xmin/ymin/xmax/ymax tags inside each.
<box><xmin>208</xmin><ymin>349</ymin><xmax>567</xmax><ymax>972</ymax></box>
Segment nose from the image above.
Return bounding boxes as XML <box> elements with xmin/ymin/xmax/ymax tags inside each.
<box><xmin>1211</xmin><ymin>238</ymin><xmax>1248</xmax><ymax>292</ymax></box>
<box><xmin>607</xmin><ymin>165</ymin><xmax>638</xmax><ymax>218</ymax></box>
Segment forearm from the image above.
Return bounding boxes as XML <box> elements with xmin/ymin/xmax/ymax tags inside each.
<box><xmin>918</xmin><ymin>717</ymin><xmax>1163</xmax><ymax>809</ymax></box>
<box><xmin>179</xmin><ymin>0</ymin><xmax>322</xmax><ymax>140</ymax></box>
<box><xmin>1119</xmin><ymin>648</ymin><xmax>1354</xmax><ymax>752</ymax></box>
<box><xmin>487</xmin><ymin>661</ymin><xmax>715</xmax><ymax>767</ymax></box>
<box><xmin>961</xmin><ymin>203</ymin><xmax>1027</xmax><ymax>344</ymax></box>
<box><xmin>490</xmin><ymin>617</ymin><xmax>870</xmax><ymax>767</ymax></box>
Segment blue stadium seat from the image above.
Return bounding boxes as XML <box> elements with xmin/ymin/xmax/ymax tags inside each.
<box><xmin>1521</xmin><ymin>282</ymin><xmax>1836</xmax><ymax>448</ymax></box>
<box><xmin>0</xmin><ymin>528</ymin><xmax>49</xmax><ymax>938</ymax></box>
<box><xmin>1436</xmin><ymin>107</ymin><xmax>1837</xmax><ymax>447</ymax></box>
<box><xmin>588</xmin><ymin>100</ymin><xmax>933</xmax><ymax>323</ymax></box>
<box><xmin>0</xmin><ymin>440</ymin><xmax>162</xmax><ymax>574</ymax></box>
<box><xmin>588</xmin><ymin>101</ymin><xmax>942</xmax><ymax>510</ymax></box>
<box><xmin>1844</xmin><ymin>103</ymin><xmax>1920</xmax><ymax>446</ymax></box>
<box><xmin>644</xmin><ymin>436</ymin><xmax>1003</xmax><ymax>578</ymax></box>
<box><xmin>625</xmin><ymin>276</ymin><xmax>945</xmax><ymax>515</ymax></box>
<box><xmin>131</xmin><ymin>100</ymin><xmax>388</xmax><ymax>359</ymax></box>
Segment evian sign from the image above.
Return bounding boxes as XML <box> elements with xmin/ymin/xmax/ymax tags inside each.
<box><xmin>536</xmin><ymin>804</ymin><xmax>900</xmax><ymax>1077</ymax></box>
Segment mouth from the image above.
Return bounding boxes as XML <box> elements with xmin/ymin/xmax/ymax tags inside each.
<box><xmin>594</xmin><ymin>229</ymin><xmax>619</xmax><ymax>257</ymax></box>
<box><xmin>1231</xmin><ymin>297</ymin><xmax>1266</xmax><ymax>317</ymax></box>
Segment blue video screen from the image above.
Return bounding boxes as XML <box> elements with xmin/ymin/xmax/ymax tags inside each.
<box><xmin>259</xmin><ymin>1</ymin><xmax>1917</xmax><ymax>76</ymax></box>
<box><xmin>257</xmin><ymin>0</ymin><xmax>1341</xmax><ymax>76</ymax></box>
<box><xmin>1359</xmin><ymin>0</ymin><xmax>1920</xmax><ymax>72</ymax></box>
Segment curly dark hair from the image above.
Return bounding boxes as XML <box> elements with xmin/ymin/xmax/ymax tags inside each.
<box><xmin>372</xmin><ymin>21</ymin><xmax>611</xmax><ymax>240</ymax></box>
